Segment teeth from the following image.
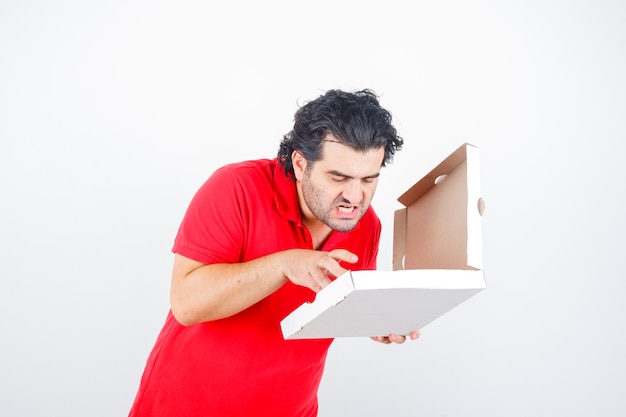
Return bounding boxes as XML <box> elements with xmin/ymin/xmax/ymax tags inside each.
<box><xmin>338</xmin><ymin>206</ymin><xmax>354</xmax><ymax>213</ymax></box>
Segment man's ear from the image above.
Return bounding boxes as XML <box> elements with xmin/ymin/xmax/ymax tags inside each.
<box><xmin>291</xmin><ymin>150</ymin><xmax>307</xmax><ymax>181</ymax></box>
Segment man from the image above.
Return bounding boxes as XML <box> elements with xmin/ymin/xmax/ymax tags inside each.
<box><xmin>128</xmin><ymin>89</ymin><xmax>420</xmax><ymax>417</ymax></box>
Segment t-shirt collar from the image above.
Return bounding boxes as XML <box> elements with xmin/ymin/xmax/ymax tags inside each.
<box><xmin>273</xmin><ymin>159</ymin><xmax>302</xmax><ymax>223</ymax></box>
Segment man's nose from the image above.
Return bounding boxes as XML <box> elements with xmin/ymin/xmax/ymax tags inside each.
<box><xmin>342</xmin><ymin>180</ymin><xmax>362</xmax><ymax>204</ymax></box>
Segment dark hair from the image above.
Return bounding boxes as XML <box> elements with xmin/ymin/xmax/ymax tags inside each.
<box><xmin>277</xmin><ymin>89</ymin><xmax>403</xmax><ymax>178</ymax></box>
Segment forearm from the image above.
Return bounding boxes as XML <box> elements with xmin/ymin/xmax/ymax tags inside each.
<box><xmin>170</xmin><ymin>248</ymin><xmax>355</xmax><ymax>326</ymax></box>
<box><xmin>170</xmin><ymin>252</ymin><xmax>289</xmax><ymax>326</ymax></box>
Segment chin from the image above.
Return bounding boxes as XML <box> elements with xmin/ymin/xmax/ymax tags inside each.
<box><xmin>329</xmin><ymin>220</ymin><xmax>358</xmax><ymax>233</ymax></box>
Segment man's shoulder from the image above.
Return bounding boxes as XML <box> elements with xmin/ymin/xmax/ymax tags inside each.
<box><xmin>212</xmin><ymin>158</ymin><xmax>278</xmax><ymax>184</ymax></box>
<box><xmin>218</xmin><ymin>158</ymin><xmax>276</xmax><ymax>174</ymax></box>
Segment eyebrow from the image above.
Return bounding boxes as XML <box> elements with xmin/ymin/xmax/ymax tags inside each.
<box><xmin>326</xmin><ymin>170</ymin><xmax>381</xmax><ymax>180</ymax></box>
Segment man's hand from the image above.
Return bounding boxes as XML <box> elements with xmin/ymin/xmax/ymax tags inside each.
<box><xmin>371</xmin><ymin>331</ymin><xmax>421</xmax><ymax>344</ymax></box>
<box><xmin>282</xmin><ymin>248</ymin><xmax>358</xmax><ymax>293</ymax></box>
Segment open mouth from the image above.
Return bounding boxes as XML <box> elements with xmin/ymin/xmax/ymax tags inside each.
<box><xmin>338</xmin><ymin>205</ymin><xmax>356</xmax><ymax>213</ymax></box>
<box><xmin>336</xmin><ymin>205</ymin><xmax>359</xmax><ymax>219</ymax></box>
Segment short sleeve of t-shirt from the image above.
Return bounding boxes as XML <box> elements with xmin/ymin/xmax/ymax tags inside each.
<box><xmin>172</xmin><ymin>162</ymin><xmax>254</xmax><ymax>264</ymax></box>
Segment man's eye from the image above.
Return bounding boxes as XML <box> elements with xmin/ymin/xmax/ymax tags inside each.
<box><xmin>331</xmin><ymin>176</ymin><xmax>347</xmax><ymax>182</ymax></box>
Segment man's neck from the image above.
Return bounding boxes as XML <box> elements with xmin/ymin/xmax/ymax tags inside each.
<box><xmin>296</xmin><ymin>181</ymin><xmax>333</xmax><ymax>250</ymax></box>
<box><xmin>302</xmin><ymin>219</ymin><xmax>332</xmax><ymax>250</ymax></box>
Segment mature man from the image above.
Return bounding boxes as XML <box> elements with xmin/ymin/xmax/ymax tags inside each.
<box><xmin>129</xmin><ymin>89</ymin><xmax>419</xmax><ymax>417</ymax></box>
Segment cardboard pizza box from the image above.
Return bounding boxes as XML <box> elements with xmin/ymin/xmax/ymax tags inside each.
<box><xmin>281</xmin><ymin>143</ymin><xmax>486</xmax><ymax>339</ymax></box>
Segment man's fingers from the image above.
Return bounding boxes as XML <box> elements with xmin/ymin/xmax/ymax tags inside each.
<box><xmin>317</xmin><ymin>256</ymin><xmax>348</xmax><ymax>280</ymax></box>
<box><xmin>311</xmin><ymin>271</ymin><xmax>332</xmax><ymax>292</ymax></box>
<box><xmin>283</xmin><ymin>249</ymin><xmax>358</xmax><ymax>292</ymax></box>
<box><xmin>327</xmin><ymin>249</ymin><xmax>358</xmax><ymax>264</ymax></box>
<box><xmin>388</xmin><ymin>334</ymin><xmax>406</xmax><ymax>344</ymax></box>
<box><xmin>321</xmin><ymin>249</ymin><xmax>358</xmax><ymax>279</ymax></box>
<box><xmin>371</xmin><ymin>332</ymin><xmax>420</xmax><ymax>344</ymax></box>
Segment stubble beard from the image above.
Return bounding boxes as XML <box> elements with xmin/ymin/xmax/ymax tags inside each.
<box><xmin>301</xmin><ymin>173</ymin><xmax>366</xmax><ymax>233</ymax></box>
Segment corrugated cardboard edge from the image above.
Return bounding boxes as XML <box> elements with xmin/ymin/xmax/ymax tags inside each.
<box><xmin>465</xmin><ymin>145</ymin><xmax>483</xmax><ymax>269</ymax></box>
<box><xmin>392</xmin><ymin>208</ymin><xmax>407</xmax><ymax>270</ymax></box>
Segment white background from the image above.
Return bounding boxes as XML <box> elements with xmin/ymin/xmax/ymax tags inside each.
<box><xmin>1</xmin><ymin>1</ymin><xmax>625</xmax><ymax>416</ymax></box>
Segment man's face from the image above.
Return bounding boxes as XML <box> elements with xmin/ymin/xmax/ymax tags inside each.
<box><xmin>293</xmin><ymin>137</ymin><xmax>385</xmax><ymax>232</ymax></box>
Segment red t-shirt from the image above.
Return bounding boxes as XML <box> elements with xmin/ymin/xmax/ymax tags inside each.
<box><xmin>129</xmin><ymin>159</ymin><xmax>381</xmax><ymax>417</ymax></box>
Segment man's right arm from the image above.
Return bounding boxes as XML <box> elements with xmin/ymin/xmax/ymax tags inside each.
<box><xmin>169</xmin><ymin>249</ymin><xmax>358</xmax><ymax>326</ymax></box>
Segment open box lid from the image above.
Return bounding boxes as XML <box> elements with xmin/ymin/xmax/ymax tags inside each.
<box><xmin>281</xmin><ymin>143</ymin><xmax>486</xmax><ymax>340</ymax></box>
<box><xmin>394</xmin><ymin>142</ymin><xmax>484</xmax><ymax>271</ymax></box>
